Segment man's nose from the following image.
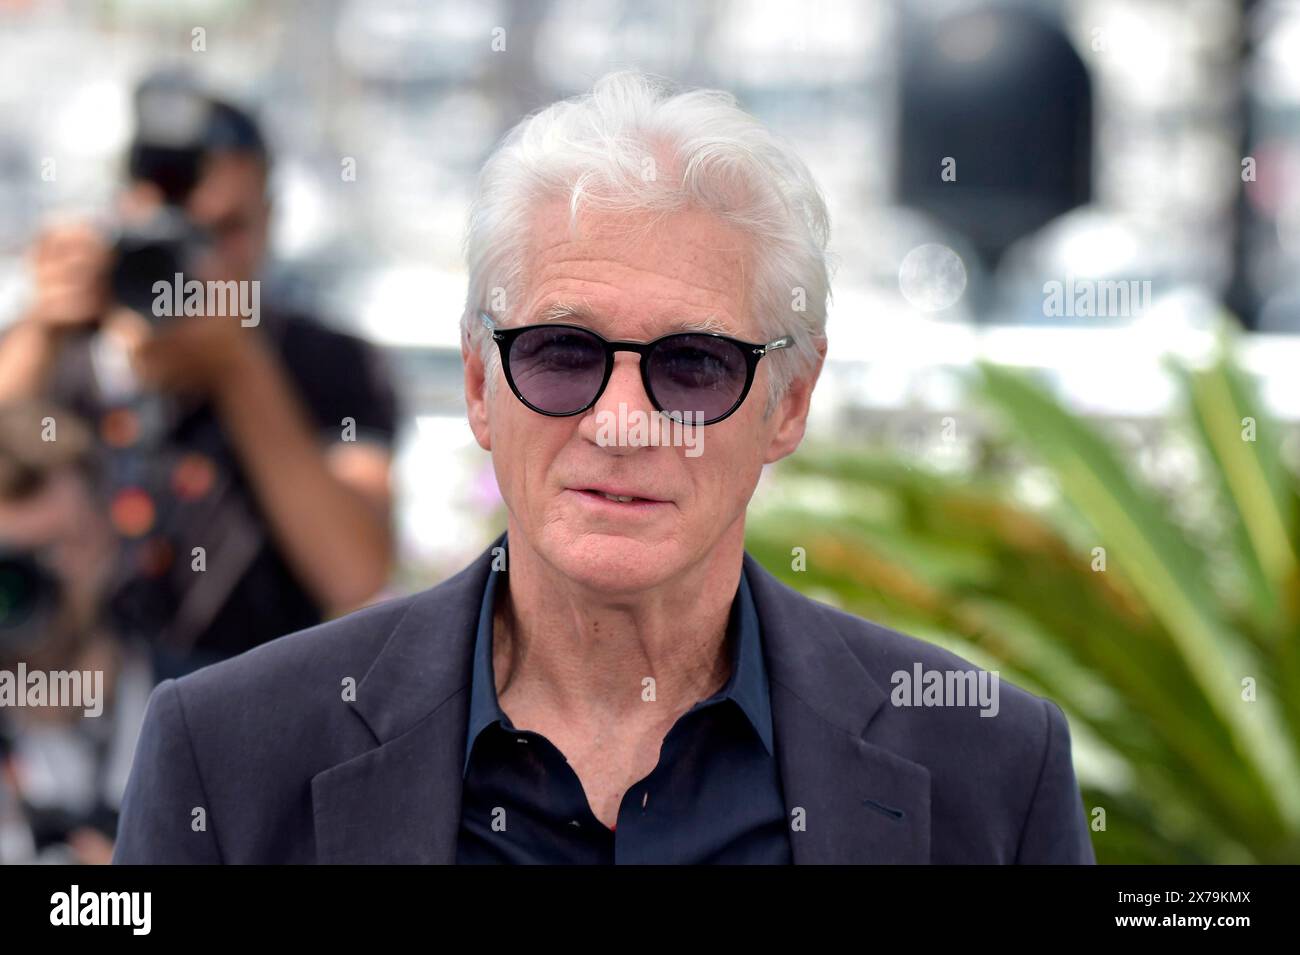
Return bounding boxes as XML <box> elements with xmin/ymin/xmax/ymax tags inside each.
<box><xmin>578</xmin><ymin>353</ymin><xmax>656</xmax><ymax>450</ymax></box>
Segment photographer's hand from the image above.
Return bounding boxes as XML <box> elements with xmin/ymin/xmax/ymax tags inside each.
<box><xmin>0</xmin><ymin>223</ymin><xmax>111</xmax><ymax>402</ymax></box>
<box><xmin>129</xmin><ymin>311</ymin><xmax>249</xmax><ymax>397</ymax></box>
<box><xmin>26</xmin><ymin>223</ymin><xmax>112</xmax><ymax>328</ymax></box>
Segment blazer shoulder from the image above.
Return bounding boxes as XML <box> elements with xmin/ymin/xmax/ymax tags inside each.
<box><xmin>743</xmin><ymin>555</ymin><xmax>1060</xmax><ymax>754</ymax></box>
<box><xmin>175</xmin><ymin>589</ymin><xmax>420</xmax><ymax>708</ymax></box>
<box><xmin>837</xmin><ymin>603</ymin><xmax>1042</xmax><ymax>709</ymax></box>
<box><xmin>170</xmin><ymin>553</ymin><xmax>482</xmax><ymax>735</ymax></box>
<box><xmin>117</xmin><ymin>561</ymin><xmax>488</xmax><ymax>864</ymax></box>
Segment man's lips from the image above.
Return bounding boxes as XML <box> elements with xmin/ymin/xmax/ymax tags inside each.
<box><xmin>569</xmin><ymin>486</ymin><xmax>671</xmax><ymax>506</ymax></box>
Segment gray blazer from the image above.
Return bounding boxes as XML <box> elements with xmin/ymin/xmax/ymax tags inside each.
<box><xmin>112</xmin><ymin>535</ymin><xmax>1096</xmax><ymax>864</ymax></box>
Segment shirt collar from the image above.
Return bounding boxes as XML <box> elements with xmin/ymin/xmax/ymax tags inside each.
<box><xmin>462</xmin><ymin>541</ymin><xmax>775</xmax><ymax>776</ymax></box>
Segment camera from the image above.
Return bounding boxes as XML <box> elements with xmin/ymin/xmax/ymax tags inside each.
<box><xmin>108</xmin><ymin>76</ymin><xmax>216</xmax><ymax>319</ymax></box>
<box><xmin>110</xmin><ymin>209</ymin><xmax>211</xmax><ymax>320</ymax></box>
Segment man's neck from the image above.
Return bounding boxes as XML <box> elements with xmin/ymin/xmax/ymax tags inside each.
<box><xmin>491</xmin><ymin>528</ymin><xmax>745</xmax><ymax>733</ymax></box>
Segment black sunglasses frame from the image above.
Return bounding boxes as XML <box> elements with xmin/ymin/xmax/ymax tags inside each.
<box><xmin>480</xmin><ymin>311</ymin><xmax>792</xmax><ymax>425</ymax></box>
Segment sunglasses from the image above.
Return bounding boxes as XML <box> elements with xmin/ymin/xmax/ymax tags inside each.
<box><xmin>480</xmin><ymin>312</ymin><xmax>792</xmax><ymax>425</ymax></box>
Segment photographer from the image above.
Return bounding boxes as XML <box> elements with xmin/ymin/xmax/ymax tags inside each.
<box><xmin>0</xmin><ymin>77</ymin><xmax>399</xmax><ymax>670</ymax></box>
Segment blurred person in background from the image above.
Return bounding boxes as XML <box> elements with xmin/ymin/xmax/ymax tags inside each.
<box><xmin>0</xmin><ymin>402</ymin><xmax>151</xmax><ymax>864</ymax></box>
<box><xmin>0</xmin><ymin>74</ymin><xmax>399</xmax><ymax>675</ymax></box>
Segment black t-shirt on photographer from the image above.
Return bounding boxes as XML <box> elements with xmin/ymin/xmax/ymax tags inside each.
<box><xmin>43</xmin><ymin>309</ymin><xmax>399</xmax><ymax>671</ymax></box>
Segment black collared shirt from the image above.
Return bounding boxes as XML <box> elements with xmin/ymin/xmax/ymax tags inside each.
<box><xmin>455</xmin><ymin>556</ymin><xmax>792</xmax><ymax>864</ymax></box>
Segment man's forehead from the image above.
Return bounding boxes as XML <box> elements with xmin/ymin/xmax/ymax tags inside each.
<box><xmin>518</xmin><ymin>202</ymin><xmax>751</xmax><ymax>329</ymax></box>
<box><xmin>526</xmin><ymin>199</ymin><xmax>747</xmax><ymax>257</ymax></box>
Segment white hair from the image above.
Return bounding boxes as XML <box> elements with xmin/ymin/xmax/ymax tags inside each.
<box><xmin>460</xmin><ymin>70</ymin><xmax>832</xmax><ymax>410</ymax></box>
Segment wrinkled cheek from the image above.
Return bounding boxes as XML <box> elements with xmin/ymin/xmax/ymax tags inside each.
<box><xmin>701</xmin><ymin>457</ymin><xmax>759</xmax><ymax>523</ymax></box>
<box><xmin>489</xmin><ymin>448</ymin><xmax>524</xmax><ymax>521</ymax></box>
<box><xmin>489</xmin><ymin>419</ymin><xmax>557</xmax><ymax>526</ymax></box>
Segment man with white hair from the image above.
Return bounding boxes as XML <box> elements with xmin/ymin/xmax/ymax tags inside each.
<box><xmin>113</xmin><ymin>71</ymin><xmax>1094</xmax><ymax>864</ymax></box>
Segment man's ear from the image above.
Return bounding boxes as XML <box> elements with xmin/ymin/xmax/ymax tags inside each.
<box><xmin>463</xmin><ymin>333</ymin><xmax>493</xmax><ymax>452</ymax></box>
<box><xmin>763</xmin><ymin>342</ymin><xmax>825</xmax><ymax>465</ymax></box>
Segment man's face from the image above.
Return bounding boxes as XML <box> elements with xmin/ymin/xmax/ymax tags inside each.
<box><xmin>465</xmin><ymin>199</ymin><xmax>820</xmax><ymax>594</ymax></box>
<box><xmin>185</xmin><ymin>153</ymin><xmax>270</xmax><ymax>284</ymax></box>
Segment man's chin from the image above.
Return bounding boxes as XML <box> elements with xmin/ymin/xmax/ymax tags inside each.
<box><xmin>538</xmin><ymin>530</ymin><xmax>684</xmax><ymax>595</ymax></box>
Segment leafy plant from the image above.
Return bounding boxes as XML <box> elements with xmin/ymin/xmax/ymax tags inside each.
<box><xmin>747</xmin><ymin>344</ymin><xmax>1300</xmax><ymax>863</ymax></box>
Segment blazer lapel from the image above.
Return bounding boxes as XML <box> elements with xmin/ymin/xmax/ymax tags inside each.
<box><xmin>744</xmin><ymin>554</ymin><xmax>932</xmax><ymax>863</ymax></box>
<box><xmin>312</xmin><ymin>538</ymin><xmax>500</xmax><ymax>863</ymax></box>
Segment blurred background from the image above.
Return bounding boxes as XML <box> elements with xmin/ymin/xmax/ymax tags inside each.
<box><xmin>1</xmin><ymin>0</ymin><xmax>1299</xmax><ymax>864</ymax></box>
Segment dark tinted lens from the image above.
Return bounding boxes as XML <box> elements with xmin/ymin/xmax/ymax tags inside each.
<box><xmin>507</xmin><ymin>325</ymin><xmax>607</xmax><ymax>414</ymax></box>
<box><xmin>645</xmin><ymin>334</ymin><xmax>749</xmax><ymax>422</ymax></box>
